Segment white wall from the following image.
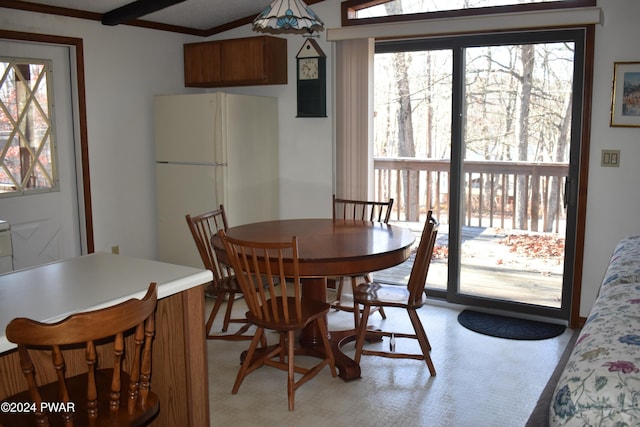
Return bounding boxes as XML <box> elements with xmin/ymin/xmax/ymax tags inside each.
<box><xmin>1</xmin><ymin>0</ymin><xmax>639</xmax><ymax>317</ymax></box>
<box><xmin>197</xmin><ymin>0</ymin><xmax>341</xmax><ymax>221</ymax></box>
<box><xmin>581</xmin><ymin>0</ymin><xmax>640</xmax><ymax>315</ymax></box>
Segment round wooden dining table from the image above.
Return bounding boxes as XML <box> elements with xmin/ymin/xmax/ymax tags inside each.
<box><xmin>217</xmin><ymin>218</ymin><xmax>416</xmax><ymax>380</ymax></box>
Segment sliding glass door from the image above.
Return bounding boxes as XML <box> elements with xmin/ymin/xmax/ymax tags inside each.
<box><xmin>374</xmin><ymin>29</ymin><xmax>585</xmax><ymax>319</ymax></box>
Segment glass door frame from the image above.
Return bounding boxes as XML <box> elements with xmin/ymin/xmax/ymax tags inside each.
<box><xmin>376</xmin><ymin>28</ymin><xmax>588</xmax><ymax>320</ymax></box>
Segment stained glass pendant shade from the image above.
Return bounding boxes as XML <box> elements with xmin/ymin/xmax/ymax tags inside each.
<box><xmin>253</xmin><ymin>0</ymin><xmax>325</xmax><ymax>35</ymax></box>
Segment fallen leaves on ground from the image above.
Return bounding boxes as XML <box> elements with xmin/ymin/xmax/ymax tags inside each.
<box><xmin>432</xmin><ymin>245</ymin><xmax>449</xmax><ymax>259</ymax></box>
<box><xmin>500</xmin><ymin>233</ymin><xmax>565</xmax><ymax>261</ymax></box>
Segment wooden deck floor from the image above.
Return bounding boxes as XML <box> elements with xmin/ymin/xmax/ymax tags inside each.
<box><xmin>371</xmin><ymin>222</ymin><xmax>563</xmax><ymax>308</ymax></box>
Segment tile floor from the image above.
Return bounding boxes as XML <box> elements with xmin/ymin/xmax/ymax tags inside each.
<box><xmin>205</xmin><ymin>297</ymin><xmax>573</xmax><ymax>427</ymax></box>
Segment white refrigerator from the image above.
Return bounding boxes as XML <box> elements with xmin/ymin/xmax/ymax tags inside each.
<box><xmin>154</xmin><ymin>92</ymin><xmax>279</xmax><ymax>267</ymax></box>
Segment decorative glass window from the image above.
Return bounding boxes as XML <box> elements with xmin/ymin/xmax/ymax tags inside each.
<box><xmin>0</xmin><ymin>58</ymin><xmax>57</xmax><ymax>197</ymax></box>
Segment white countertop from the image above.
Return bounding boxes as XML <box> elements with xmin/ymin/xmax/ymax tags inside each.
<box><xmin>0</xmin><ymin>252</ymin><xmax>212</xmax><ymax>353</ymax></box>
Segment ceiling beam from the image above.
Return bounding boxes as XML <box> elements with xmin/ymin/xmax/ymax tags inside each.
<box><xmin>101</xmin><ymin>0</ymin><xmax>187</xmax><ymax>26</ymax></box>
<box><xmin>0</xmin><ymin>0</ymin><xmax>325</xmax><ymax>36</ymax></box>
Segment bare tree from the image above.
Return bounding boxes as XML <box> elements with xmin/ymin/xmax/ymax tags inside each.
<box><xmin>515</xmin><ymin>44</ymin><xmax>534</xmax><ymax>230</ymax></box>
<box><xmin>385</xmin><ymin>1</ymin><xmax>419</xmax><ymax>220</ymax></box>
<box><xmin>372</xmin><ymin>6</ymin><xmax>574</xmax><ymax>232</ymax></box>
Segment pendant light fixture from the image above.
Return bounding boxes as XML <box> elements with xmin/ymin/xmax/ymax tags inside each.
<box><xmin>252</xmin><ymin>0</ymin><xmax>325</xmax><ymax>36</ymax></box>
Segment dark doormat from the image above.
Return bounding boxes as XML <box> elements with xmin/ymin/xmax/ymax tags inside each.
<box><xmin>457</xmin><ymin>310</ymin><xmax>566</xmax><ymax>340</ymax></box>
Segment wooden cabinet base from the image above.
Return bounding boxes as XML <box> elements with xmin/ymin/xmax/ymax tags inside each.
<box><xmin>0</xmin><ymin>286</ymin><xmax>209</xmax><ymax>427</ymax></box>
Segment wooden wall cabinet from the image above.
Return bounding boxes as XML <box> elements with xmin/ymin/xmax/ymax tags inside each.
<box><xmin>184</xmin><ymin>36</ymin><xmax>287</xmax><ymax>87</ymax></box>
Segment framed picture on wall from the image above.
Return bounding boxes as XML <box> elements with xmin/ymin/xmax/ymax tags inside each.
<box><xmin>610</xmin><ymin>61</ymin><xmax>640</xmax><ymax>127</ymax></box>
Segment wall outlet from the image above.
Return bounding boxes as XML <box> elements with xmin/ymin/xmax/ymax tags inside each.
<box><xmin>601</xmin><ymin>149</ymin><xmax>620</xmax><ymax>167</ymax></box>
<box><xmin>111</xmin><ymin>245</ymin><xmax>120</xmax><ymax>255</ymax></box>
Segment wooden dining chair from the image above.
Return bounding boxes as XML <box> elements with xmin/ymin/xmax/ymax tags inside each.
<box><xmin>331</xmin><ymin>194</ymin><xmax>394</xmax><ymax>327</ymax></box>
<box><xmin>218</xmin><ymin>230</ymin><xmax>337</xmax><ymax>411</ymax></box>
<box><xmin>186</xmin><ymin>206</ymin><xmax>253</xmax><ymax>341</ymax></box>
<box><xmin>0</xmin><ymin>283</ymin><xmax>159</xmax><ymax>427</ymax></box>
<box><xmin>353</xmin><ymin>211</ymin><xmax>439</xmax><ymax>377</ymax></box>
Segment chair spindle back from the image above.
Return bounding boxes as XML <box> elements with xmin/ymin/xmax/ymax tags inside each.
<box><xmin>407</xmin><ymin>211</ymin><xmax>439</xmax><ymax>306</ymax></box>
<box><xmin>332</xmin><ymin>195</ymin><xmax>394</xmax><ymax>223</ymax></box>
<box><xmin>218</xmin><ymin>231</ymin><xmax>302</xmax><ymax>325</ymax></box>
<box><xmin>4</xmin><ymin>283</ymin><xmax>158</xmax><ymax>426</ymax></box>
<box><xmin>186</xmin><ymin>206</ymin><xmax>233</xmax><ymax>283</ymax></box>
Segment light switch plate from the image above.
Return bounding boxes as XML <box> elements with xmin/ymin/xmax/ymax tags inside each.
<box><xmin>601</xmin><ymin>149</ymin><xmax>620</xmax><ymax>167</ymax></box>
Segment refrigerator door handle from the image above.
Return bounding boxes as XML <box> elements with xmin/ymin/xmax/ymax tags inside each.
<box><xmin>157</xmin><ymin>161</ymin><xmax>227</xmax><ymax>167</ymax></box>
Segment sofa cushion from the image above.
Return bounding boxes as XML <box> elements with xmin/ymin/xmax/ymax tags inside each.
<box><xmin>549</xmin><ymin>282</ymin><xmax>640</xmax><ymax>425</ymax></box>
<box><xmin>601</xmin><ymin>235</ymin><xmax>640</xmax><ymax>290</ymax></box>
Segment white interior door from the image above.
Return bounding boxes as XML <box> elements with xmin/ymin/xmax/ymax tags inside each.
<box><xmin>0</xmin><ymin>40</ymin><xmax>81</xmax><ymax>270</ymax></box>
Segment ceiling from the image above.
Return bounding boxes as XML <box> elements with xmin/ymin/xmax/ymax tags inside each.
<box><xmin>3</xmin><ymin>0</ymin><xmax>326</xmax><ymax>36</ymax></box>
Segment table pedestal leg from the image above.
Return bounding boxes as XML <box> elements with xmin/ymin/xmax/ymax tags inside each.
<box><xmin>298</xmin><ymin>277</ymin><xmax>362</xmax><ymax>381</ymax></box>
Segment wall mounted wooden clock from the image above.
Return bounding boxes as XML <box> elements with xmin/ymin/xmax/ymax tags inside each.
<box><xmin>296</xmin><ymin>39</ymin><xmax>326</xmax><ymax>118</ymax></box>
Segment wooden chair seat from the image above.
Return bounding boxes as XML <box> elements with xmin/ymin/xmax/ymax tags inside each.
<box><xmin>354</xmin><ymin>212</ymin><xmax>439</xmax><ymax>377</ymax></box>
<box><xmin>246</xmin><ymin>296</ymin><xmax>331</xmax><ymax>331</ymax></box>
<box><xmin>354</xmin><ymin>282</ymin><xmax>419</xmax><ymax>308</ymax></box>
<box><xmin>0</xmin><ymin>283</ymin><xmax>159</xmax><ymax>427</ymax></box>
<box><xmin>219</xmin><ymin>231</ymin><xmax>337</xmax><ymax>411</ymax></box>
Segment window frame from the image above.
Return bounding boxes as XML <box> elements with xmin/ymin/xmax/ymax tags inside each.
<box><xmin>341</xmin><ymin>0</ymin><xmax>597</xmax><ymax>27</ymax></box>
<box><xmin>0</xmin><ymin>57</ymin><xmax>59</xmax><ymax>198</ymax></box>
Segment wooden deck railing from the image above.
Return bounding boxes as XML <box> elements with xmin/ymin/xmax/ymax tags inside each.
<box><xmin>374</xmin><ymin>158</ymin><xmax>569</xmax><ymax>233</ymax></box>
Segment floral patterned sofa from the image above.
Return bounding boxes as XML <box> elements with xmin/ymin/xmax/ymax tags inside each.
<box><xmin>550</xmin><ymin>235</ymin><xmax>640</xmax><ymax>426</ymax></box>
